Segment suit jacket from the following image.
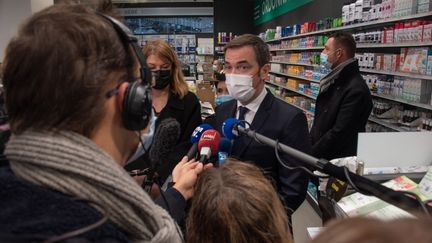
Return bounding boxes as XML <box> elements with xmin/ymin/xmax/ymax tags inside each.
<box><xmin>310</xmin><ymin>60</ymin><xmax>373</xmax><ymax>160</ymax></box>
<box><xmin>125</xmin><ymin>91</ymin><xmax>202</xmax><ymax>182</ymax></box>
<box><xmin>211</xmin><ymin>91</ymin><xmax>311</xmax><ymax>211</ymax></box>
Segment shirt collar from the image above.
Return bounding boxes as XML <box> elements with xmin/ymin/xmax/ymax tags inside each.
<box><xmin>236</xmin><ymin>87</ymin><xmax>267</xmax><ymax>113</ymax></box>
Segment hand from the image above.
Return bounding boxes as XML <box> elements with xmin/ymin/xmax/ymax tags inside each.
<box><xmin>172</xmin><ymin>156</ymin><xmax>213</xmax><ymax>200</ymax></box>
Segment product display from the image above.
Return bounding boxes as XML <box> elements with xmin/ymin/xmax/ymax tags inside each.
<box><xmin>264</xmin><ymin>1</ymin><xmax>432</xmax><ymax>133</ymax></box>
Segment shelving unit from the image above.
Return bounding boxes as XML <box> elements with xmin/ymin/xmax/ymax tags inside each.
<box><xmin>267</xmin><ymin>12</ymin><xmax>432</xmax><ymax>132</ymax></box>
<box><xmin>266</xmin><ymin>81</ymin><xmax>317</xmax><ymax>100</ymax></box>
<box><xmin>269</xmin><ymin>84</ymin><xmax>420</xmax><ymax>132</ymax></box>
<box><xmin>371</xmin><ymin>93</ymin><xmax>432</xmax><ymax>111</ymax></box>
<box><xmin>367</xmin><ymin>116</ymin><xmax>408</xmax><ymax>132</ymax></box>
<box><xmin>269</xmin><ymin>71</ymin><xmax>320</xmax><ymax>83</ymax></box>
<box><xmin>360</xmin><ymin>68</ymin><xmax>432</xmax><ymax>81</ymax></box>
<box><xmin>270</xmin><ymin>61</ymin><xmax>320</xmax><ymax>68</ymax></box>
<box><xmin>265</xmin><ymin>12</ymin><xmax>432</xmax><ymax>43</ymax></box>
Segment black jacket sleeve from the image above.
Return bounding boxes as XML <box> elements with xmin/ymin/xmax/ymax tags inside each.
<box><xmin>155</xmin><ymin>187</ymin><xmax>186</xmax><ymax>224</ymax></box>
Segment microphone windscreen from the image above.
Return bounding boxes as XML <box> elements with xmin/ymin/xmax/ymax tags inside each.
<box><xmin>197</xmin><ymin>129</ymin><xmax>221</xmax><ymax>156</ymax></box>
<box><xmin>222</xmin><ymin>118</ymin><xmax>240</xmax><ymax>140</ymax></box>
<box><xmin>190</xmin><ymin>123</ymin><xmax>213</xmax><ymax>143</ymax></box>
<box><xmin>149</xmin><ymin>118</ymin><xmax>181</xmax><ymax>168</ymax></box>
<box><xmin>218</xmin><ymin>137</ymin><xmax>232</xmax><ymax>154</ymax></box>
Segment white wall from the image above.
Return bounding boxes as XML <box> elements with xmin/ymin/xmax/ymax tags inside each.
<box><xmin>0</xmin><ymin>0</ymin><xmax>53</xmax><ymax>62</ymax></box>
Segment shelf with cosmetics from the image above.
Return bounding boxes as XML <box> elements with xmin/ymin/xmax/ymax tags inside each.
<box><xmin>264</xmin><ymin>8</ymin><xmax>432</xmax><ymax>132</ymax></box>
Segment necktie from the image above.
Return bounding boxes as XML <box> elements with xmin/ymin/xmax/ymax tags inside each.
<box><xmin>238</xmin><ymin>106</ymin><xmax>249</xmax><ymax>121</ymax></box>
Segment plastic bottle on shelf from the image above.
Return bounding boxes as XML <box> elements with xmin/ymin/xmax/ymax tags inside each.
<box><xmin>342</xmin><ymin>2</ymin><xmax>350</xmax><ymax>26</ymax></box>
<box><xmin>355</xmin><ymin>0</ymin><xmax>363</xmax><ymax>23</ymax></box>
<box><xmin>349</xmin><ymin>1</ymin><xmax>356</xmax><ymax>25</ymax></box>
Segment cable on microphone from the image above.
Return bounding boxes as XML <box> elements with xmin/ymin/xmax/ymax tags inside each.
<box><xmin>222</xmin><ymin>118</ymin><xmax>432</xmax><ymax>215</ymax></box>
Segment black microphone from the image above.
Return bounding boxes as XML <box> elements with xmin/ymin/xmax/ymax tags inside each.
<box><xmin>222</xmin><ymin>118</ymin><xmax>432</xmax><ymax>214</ymax></box>
<box><xmin>142</xmin><ymin>118</ymin><xmax>180</xmax><ymax>192</ymax></box>
<box><xmin>149</xmin><ymin>118</ymin><xmax>181</xmax><ymax>169</ymax></box>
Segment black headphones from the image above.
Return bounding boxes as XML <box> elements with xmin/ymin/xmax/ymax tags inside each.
<box><xmin>98</xmin><ymin>14</ymin><xmax>152</xmax><ymax>131</ymax></box>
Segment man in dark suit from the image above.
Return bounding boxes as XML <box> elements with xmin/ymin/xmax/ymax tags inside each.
<box><xmin>310</xmin><ymin>32</ymin><xmax>373</xmax><ymax>160</ymax></box>
<box><xmin>210</xmin><ymin>34</ymin><xmax>311</xmax><ymax>212</ymax></box>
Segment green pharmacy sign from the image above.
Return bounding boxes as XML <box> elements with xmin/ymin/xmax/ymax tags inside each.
<box><xmin>254</xmin><ymin>0</ymin><xmax>314</xmax><ymax>25</ymax></box>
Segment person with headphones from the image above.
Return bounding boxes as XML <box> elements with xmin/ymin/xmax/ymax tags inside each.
<box><xmin>0</xmin><ymin>3</ymin><xmax>206</xmax><ymax>242</ymax></box>
<box><xmin>125</xmin><ymin>39</ymin><xmax>202</xmax><ymax>184</ymax></box>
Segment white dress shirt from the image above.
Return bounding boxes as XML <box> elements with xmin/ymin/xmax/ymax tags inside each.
<box><xmin>236</xmin><ymin>88</ymin><xmax>267</xmax><ymax>125</ymax></box>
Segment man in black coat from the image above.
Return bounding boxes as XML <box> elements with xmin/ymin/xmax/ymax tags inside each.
<box><xmin>210</xmin><ymin>34</ymin><xmax>311</xmax><ymax>212</ymax></box>
<box><xmin>310</xmin><ymin>32</ymin><xmax>373</xmax><ymax>161</ymax></box>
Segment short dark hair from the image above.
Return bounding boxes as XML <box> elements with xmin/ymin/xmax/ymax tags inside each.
<box><xmin>224</xmin><ymin>34</ymin><xmax>270</xmax><ymax>67</ymax></box>
<box><xmin>3</xmin><ymin>4</ymin><xmax>133</xmax><ymax>136</ymax></box>
<box><xmin>329</xmin><ymin>32</ymin><xmax>356</xmax><ymax>57</ymax></box>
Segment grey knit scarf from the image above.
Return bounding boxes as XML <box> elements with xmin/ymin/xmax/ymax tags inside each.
<box><xmin>5</xmin><ymin>129</ymin><xmax>182</xmax><ymax>243</ymax></box>
<box><xmin>319</xmin><ymin>58</ymin><xmax>357</xmax><ymax>94</ymax></box>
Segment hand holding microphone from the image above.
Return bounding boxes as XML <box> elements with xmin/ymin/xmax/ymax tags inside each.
<box><xmin>171</xmin><ymin>156</ymin><xmax>213</xmax><ymax>200</ymax></box>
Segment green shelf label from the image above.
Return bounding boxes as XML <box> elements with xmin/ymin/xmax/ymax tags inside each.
<box><xmin>254</xmin><ymin>0</ymin><xmax>314</xmax><ymax>25</ymax></box>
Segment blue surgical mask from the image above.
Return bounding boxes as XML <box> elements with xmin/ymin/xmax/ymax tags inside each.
<box><xmin>320</xmin><ymin>52</ymin><xmax>332</xmax><ymax>70</ymax></box>
<box><xmin>215</xmin><ymin>95</ymin><xmax>233</xmax><ymax>106</ymax></box>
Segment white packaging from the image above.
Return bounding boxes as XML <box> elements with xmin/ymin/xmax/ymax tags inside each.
<box><xmin>369</xmin><ymin>53</ymin><xmax>375</xmax><ymax>68</ymax></box>
<box><xmin>355</xmin><ymin>0</ymin><xmax>364</xmax><ymax>22</ymax></box>
<box><xmin>349</xmin><ymin>3</ymin><xmax>356</xmax><ymax>23</ymax></box>
<box><xmin>342</xmin><ymin>4</ymin><xmax>349</xmax><ymax>25</ymax></box>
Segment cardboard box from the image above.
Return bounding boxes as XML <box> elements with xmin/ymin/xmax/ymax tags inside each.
<box><xmin>196</xmin><ymin>83</ymin><xmax>215</xmax><ymax>108</ymax></box>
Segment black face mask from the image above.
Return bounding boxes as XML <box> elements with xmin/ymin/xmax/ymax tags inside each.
<box><xmin>152</xmin><ymin>70</ymin><xmax>171</xmax><ymax>90</ymax></box>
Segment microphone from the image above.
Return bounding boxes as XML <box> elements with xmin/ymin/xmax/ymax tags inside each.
<box><xmin>186</xmin><ymin>123</ymin><xmax>213</xmax><ymax>160</ymax></box>
<box><xmin>217</xmin><ymin>137</ymin><xmax>232</xmax><ymax>166</ymax></box>
<box><xmin>141</xmin><ymin>118</ymin><xmax>180</xmax><ymax>192</ymax></box>
<box><xmin>197</xmin><ymin>129</ymin><xmax>221</xmax><ymax>163</ymax></box>
<box><xmin>221</xmin><ymin>118</ymin><xmax>432</xmax><ymax>214</ymax></box>
<box><xmin>149</xmin><ymin>118</ymin><xmax>181</xmax><ymax>169</ymax></box>
<box><xmin>222</xmin><ymin>117</ymin><xmax>242</xmax><ymax>140</ymax></box>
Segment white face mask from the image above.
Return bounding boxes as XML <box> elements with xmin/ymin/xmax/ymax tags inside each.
<box><xmin>225</xmin><ymin>73</ymin><xmax>256</xmax><ymax>104</ymax></box>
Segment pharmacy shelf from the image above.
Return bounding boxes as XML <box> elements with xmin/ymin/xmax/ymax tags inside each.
<box><xmin>273</xmin><ymin>95</ymin><xmax>315</xmax><ymax>116</ymax></box>
<box><xmin>265</xmin><ymin>12</ymin><xmax>432</xmax><ymax>43</ymax></box>
<box><xmin>359</xmin><ymin>68</ymin><xmax>432</xmax><ymax>80</ymax></box>
<box><xmin>266</xmin><ymin>81</ymin><xmax>317</xmax><ymax>100</ymax></box>
<box><xmin>270</xmin><ymin>61</ymin><xmax>320</xmax><ymax>68</ymax></box>
<box><xmin>367</xmin><ymin>116</ymin><xmax>407</xmax><ymax>132</ymax></box>
<box><xmin>270</xmin><ymin>46</ymin><xmax>324</xmax><ymax>52</ymax></box>
<box><xmin>371</xmin><ymin>93</ymin><xmax>432</xmax><ymax>111</ymax></box>
<box><xmin>357</xmin><ymin>41</ymin><xmax>432</xmax><ymax>48</ymax></box>
<box><xmin>270</xmin><ymin>42</ymin><xmax>432</xmax><ymax>52</ymax></box>
<box><xmin>269</xmin><ymin>71</ymin><xmax>321</xmax><ymax>83</ymax></box>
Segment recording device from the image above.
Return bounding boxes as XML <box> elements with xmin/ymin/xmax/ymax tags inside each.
<box><xmin>98</xmin><ymin>14</ymin><xmax>152</xmax><ymax>131</ymax></box>
<box><xmin>222</xmin><ymin>118</ymin><xmax>432</xmax><ymax>214</ymax></box>
<box><xmin>197</xmin><ymin>129</ymin><xmax>221</xmax><ymax>163</ymax></box>
<box><xmin>217</xmin><ymin>137</ymin><xmax>232</xmax><ymax>166</ymax></box>
<box><xmin>186</xmin><ymin>123</ymin><xmax>213</xmax><ymax>160</ymax></box>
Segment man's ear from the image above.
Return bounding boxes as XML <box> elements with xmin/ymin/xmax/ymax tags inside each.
<box><xmin>117</xmin><ymin>82</ymin><xmax>129</xmax><ymax>112</ymax></box>
<box><xmin>260</xmin><ymin>63</ymin><xmax>271</xmax><ymax>80</ymax></box>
